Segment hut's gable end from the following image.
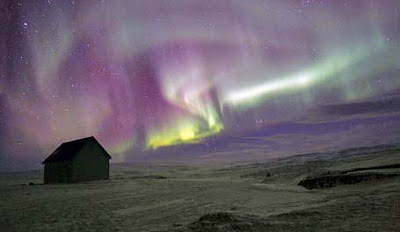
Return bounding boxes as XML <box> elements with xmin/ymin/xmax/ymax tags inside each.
<box><xmin>71</xmin><ymin>139</ymin><xmax>109</xmax><ymax>182</ymax></box>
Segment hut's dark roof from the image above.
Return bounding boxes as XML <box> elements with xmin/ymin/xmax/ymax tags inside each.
<box><xmin>42</xmin><ymin>136</ymin><xmax>111</xmax><ymax>164</ymax></box>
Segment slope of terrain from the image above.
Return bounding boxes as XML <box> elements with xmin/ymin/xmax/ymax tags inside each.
<box><xmin>1</xmin><ymin>144</ymin><xmax>399</xmax><ymax>232</ymax></box>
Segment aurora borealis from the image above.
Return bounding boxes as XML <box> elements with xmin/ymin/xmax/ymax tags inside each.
<box><xmin>1</xmin><ymin>0</ymin><xmax>400</xmax><ymax>170</ymax></box>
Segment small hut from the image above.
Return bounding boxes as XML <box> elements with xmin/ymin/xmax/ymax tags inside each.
<box><xmin>42</xmin><ymin>136</ymin><xmax>111</xmax><ymax>184</ymax></box>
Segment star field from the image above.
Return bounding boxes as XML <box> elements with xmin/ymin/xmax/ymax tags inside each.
<box><xmin>1</xmin><ymin>0</ymin><xmax>400</xmax><ymax>170</ymax></box>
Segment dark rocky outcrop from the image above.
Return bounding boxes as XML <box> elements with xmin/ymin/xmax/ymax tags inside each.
<box><xmin>298</xmin><ymin>172</ymin><xmax>399</xmax><ymax>189</ymax></box>
<box><xmin>187</xmin><ymin>212</ymin><xmax>270</xmax><ymax>232</ymax></box>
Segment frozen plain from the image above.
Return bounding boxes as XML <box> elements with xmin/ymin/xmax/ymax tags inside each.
<box><xmin>1</xmin><ymin>144</ymin><xmax>400</xmax><ymax>232</ymax></box>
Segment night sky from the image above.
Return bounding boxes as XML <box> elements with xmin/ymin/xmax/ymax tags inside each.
<box><xmin>1</xmin><ymin>0</ymin><xmax>400</xmax><ymax>171</ymax></box>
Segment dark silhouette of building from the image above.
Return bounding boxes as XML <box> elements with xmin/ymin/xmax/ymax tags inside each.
<box><xmin>42</xmin><ymin>136</ymin><xmax>111</xmax><ymax>184</ymax></box>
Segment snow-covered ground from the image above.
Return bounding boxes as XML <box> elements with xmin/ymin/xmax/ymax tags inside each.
<box><xmin>1</xmin><ymin>144</ymin><xmax>400</xmax><ymax>232</ymax></box>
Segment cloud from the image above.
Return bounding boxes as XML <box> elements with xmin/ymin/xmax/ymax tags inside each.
<box><xmin>201</xmin><ymin>114</ymin><xmax>400</xmax><ymax>162</ymax></box>
<box><xmin>134</xmin><ymin>113</ymin><xmax>400</xmax><ymax>164</ymax></box>
<box><xmin>317</xmin><ymin>96</ymin><xmax>400</xmax><ymax>116</ymax></box>
<box><xmin>298</xmin><ymin>94</ymin><xmax>400</xmax><ymax>124</ymax></box>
